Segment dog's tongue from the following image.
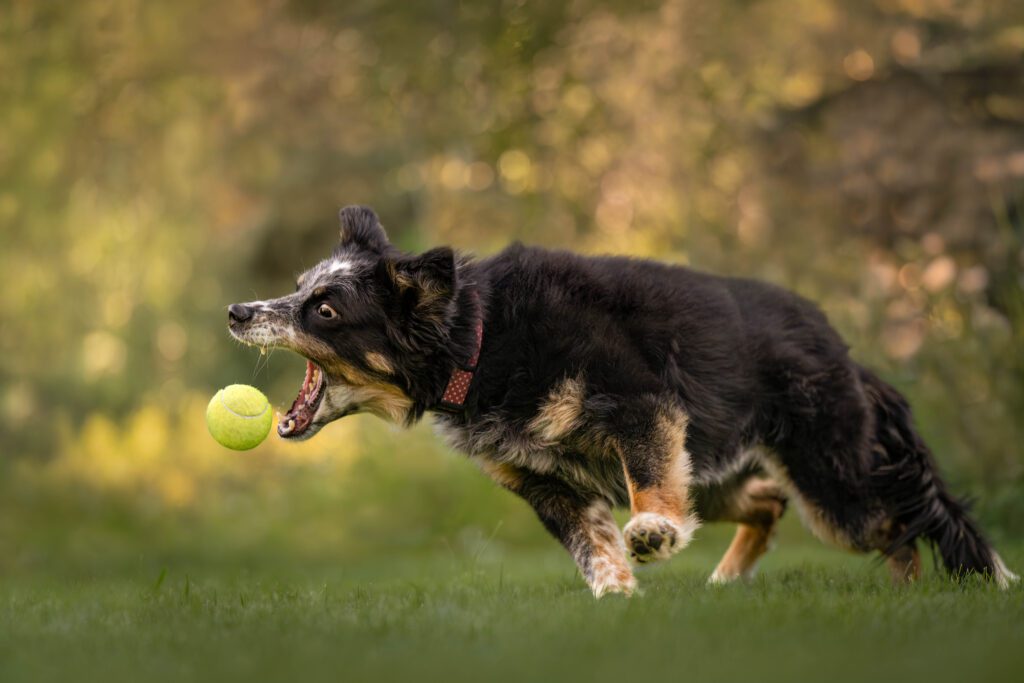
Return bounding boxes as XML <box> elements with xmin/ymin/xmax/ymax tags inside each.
<box><xmin>278</xmin><ymin>360</ymin><xmax>322</xmax><ymax>437</ymax></box>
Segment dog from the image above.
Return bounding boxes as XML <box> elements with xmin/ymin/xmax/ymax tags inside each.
<box><xmin>227</xmin><ymin>205</ymin><xmax>1017</xmax><ymax>596</ymax></box>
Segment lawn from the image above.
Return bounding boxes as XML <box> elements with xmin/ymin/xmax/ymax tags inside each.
<box><xmin>2</xmin><ymin>521</ymin><xmax>1022</xmax><ymax>683</ymax></box>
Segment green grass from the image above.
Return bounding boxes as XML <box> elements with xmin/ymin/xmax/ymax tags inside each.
<box><xmin>2</xmin><ymin>526</ymin><xmax>1023</xmax><ymax>683</ymax></box>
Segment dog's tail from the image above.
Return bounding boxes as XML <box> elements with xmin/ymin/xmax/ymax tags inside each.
<box><xmin>860</xmin><ymin>367</ymin><xmax>1018</xmax><ymax>588</ymax></box>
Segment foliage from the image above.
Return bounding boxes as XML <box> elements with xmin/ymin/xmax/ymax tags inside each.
<box><xmin>1</xmin><ymin>0</ymin><xmax>1023</xmax><ymax>570</ymax></box>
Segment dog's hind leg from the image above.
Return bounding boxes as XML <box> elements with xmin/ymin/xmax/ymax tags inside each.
<box><xmin>610</xmin><ymin>400</ymin><xmax>701</xmax><ymax>565</ymax></box>
<box><xmin>886</xmin><ymin>543</ymin><xmax>921</xmax><ymax>585</ymax></box>
<box><xmin>475</xmin><ymin>459</ymin><xmax>636</xmax><ymax>597</ymax></box>
<box><xmin>700</xmin><ymin>477</ymin><xmax>788</xmax><ymax>584</ymax></box>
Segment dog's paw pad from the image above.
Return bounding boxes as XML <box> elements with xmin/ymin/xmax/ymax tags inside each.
<box><xmin>623</xmin><ymin>512</ymin><xmax>696</xmax><ymax>564</ymax></box>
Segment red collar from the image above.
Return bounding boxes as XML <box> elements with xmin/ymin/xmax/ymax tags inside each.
<box><xmin>438</xmin><ymin>294</ymin><xmax>484</xmax><ymax>411</ymax></box>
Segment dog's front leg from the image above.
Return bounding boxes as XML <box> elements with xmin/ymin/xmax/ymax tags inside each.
<box><xmin>523</xmin><ymin>475</ymin><xmax>637</xmax><ymax>598</ymax></box>
<box><xmin>613</xmin><ymin>402</ymin><xmax>701</xmax><ymax>565</ymax></box>
<box><xmin>476</xmin><ymin>460</ymin><xmax>635</xmax><ymax>597</ymax></box>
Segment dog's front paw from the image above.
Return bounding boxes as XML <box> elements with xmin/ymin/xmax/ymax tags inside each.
<box><xmin>624</xmin><ymin>512</ymin><xmax>697</xmax><ymax>564</ymax></box>
<box><xmin>588</xmin><ymin>555</ymin><xmax>637</xmax><ymax>598</ymax></box>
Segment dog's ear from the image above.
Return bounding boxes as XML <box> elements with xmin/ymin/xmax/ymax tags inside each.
<box><xmin>389</xmin><ymin>247</ymin><xmax>456</xmax><ymax>302</ymax></box>
<box><xmin>338</xmin><ymin>205</ymin><xmax>389</xmax><ymax>252</ymax></box>
<box><xmin>379</xmin><ymin>247</ymin><xmax>457</xmax><ymax>327</ymax></box>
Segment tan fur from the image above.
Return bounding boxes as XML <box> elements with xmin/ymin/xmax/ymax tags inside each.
<box><xmin>364</xmin><ymin>351</ymin><xmax>394</xmax><ymax>375</ymax></box>
<box><xmin>386</xmin><ymin>262</ymin><xmax>414</xmax><ymax>291</ymax></box>
<box><xmin>886</xmin><ymin>545</ymin><xmax>922</xmax><ymax>585</ymax></box>
<box><xmin>348</xmin><ymin>383</ymin><xmax>414</xmax><ymax>423</ymax></box>
<box><xmin>707</xmin><ymin>477</ymin><xmax>787</xmax><ymax>582</ymax></box>
<box><xmin>720</xmin><ymin>477</ymin><xmax>788</xmax><ymax>525</ymax></box>
<box><xmin>620</xmin><ymin>408</ymin><xmax>701</xmax><ymax>563</ymax></box>
<box><xmin>710</xmin><ymin>524</ymin><xmax>773</xmax><ymax>583</ymax></box>
<box><xmin>473</xmin><ymin>457</ymin><xmax>524</xmax><ymax>490</ymax></box>
<box><xmin>322</xmin><ymin>359</ymin><xmax>414</xmax><ymax>424</ymax></box>
<box><xmin>624</xmin><ymin>410</ymin><xmax>693</xmax><ymax>524</ymax></box>
<box><xmin>530</xmin><ymin>377</ymin><xmax>585</xmax><ymax>443</ymax></box>
<box><xmin>692</xmin><ymin>458</ymin><xmax>788</xmax><ymax>586</ymax></box>
<box><xmin>290</xmin><ymin>329</ymin><xmax>339</xmax><ymax>362</ymax></box>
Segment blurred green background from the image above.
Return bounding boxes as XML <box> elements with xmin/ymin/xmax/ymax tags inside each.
<box><xmin>1</xmin><ymin>0</ymin><xmax>1023</xmax><ymax>579</ymax></box>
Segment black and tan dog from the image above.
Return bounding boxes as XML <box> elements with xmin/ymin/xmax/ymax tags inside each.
<box><xmin>227</xmin><ymin>206</ymin><xmax>1016</xmax><ymax>596</ymax></box>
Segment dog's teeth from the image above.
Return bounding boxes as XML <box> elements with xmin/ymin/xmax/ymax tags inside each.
<box><xmin>279</xmin><ymin>417</ymin><xmax>296</xmax><ymax>435</ymax></box>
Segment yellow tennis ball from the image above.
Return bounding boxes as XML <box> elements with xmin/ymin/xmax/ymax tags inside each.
<box><xmin>206</xmin><ymin>384</ymin><xmax>273</xmax><ymax>450</ymax></box>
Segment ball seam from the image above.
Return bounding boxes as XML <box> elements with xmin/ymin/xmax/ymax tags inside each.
<box><xmin>218</xmin><ymin>392</ymin><xmax>271</xmax><ymax>420</ymax></box>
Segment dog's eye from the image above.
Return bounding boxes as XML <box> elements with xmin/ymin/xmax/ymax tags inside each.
<box><xmin>317</xmin><ymin>304</ymin><xmax>337</xmax><ymax>319</ymax></box>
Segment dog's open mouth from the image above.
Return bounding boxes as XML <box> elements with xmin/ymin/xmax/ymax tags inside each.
<box><xmin>278</xmin><ymin>360</ymin><xmax>325</xmax><ymax>438</ymax></box>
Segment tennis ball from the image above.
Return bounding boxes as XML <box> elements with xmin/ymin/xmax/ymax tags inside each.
<box><xmin>206</xmin><ymin>384</ymin><xmax>273</xmax><ymax>450</ymax></box>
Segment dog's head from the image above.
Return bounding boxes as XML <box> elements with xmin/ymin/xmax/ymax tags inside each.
<box><xmin>228</xmin><ymin>206</ymin><xmax>459</xmax><ymax>440</ymax></box>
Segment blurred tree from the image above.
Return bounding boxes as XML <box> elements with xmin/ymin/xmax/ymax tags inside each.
<box><xmin>0</xmin><ymin>0</ymin><xmax>1022</xmax><ymax>546</ymax></box>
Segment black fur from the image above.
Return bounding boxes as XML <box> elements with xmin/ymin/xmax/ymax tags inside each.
<box><xmin>863</xmin><ymin>369</ymin><xmax>997</xmax><ymax>577</ymax></box>
<box><xmin>339</xmin><ymin>205</ymin><xmax>390</xmax><ymax>253</ymax></box>
<box><xmin>229</xmin><ymin>206</ymin><xmax>1012</xmax><ymax>588</ymax></box>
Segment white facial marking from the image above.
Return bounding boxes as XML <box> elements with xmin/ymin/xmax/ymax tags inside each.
<box><xmin>247</xmin><ymin>300</ymin><xmax>272</xmax><ymax>312</ymax></box>
<box><xmin>329</xmin><ymin>260</ymin><xmax>353</xmax><ymax>274</ymax></box>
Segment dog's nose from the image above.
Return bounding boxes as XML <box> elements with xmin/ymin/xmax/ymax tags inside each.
<box><xmin>228</xmin><ymin>303</ymin><xmax>254</xmax><ymax>324</ymax></box>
